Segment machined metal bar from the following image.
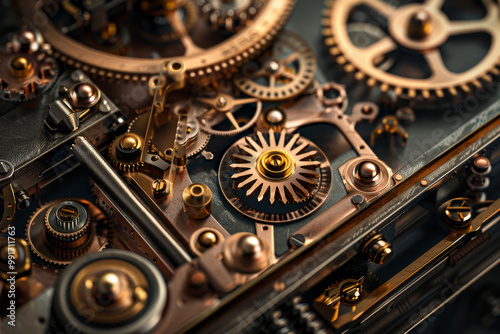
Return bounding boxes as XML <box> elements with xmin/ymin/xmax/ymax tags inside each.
<box><xmin>72</xmin><ymin>136</ymin><xmax>192</xmax><ymax>266</ymax></box>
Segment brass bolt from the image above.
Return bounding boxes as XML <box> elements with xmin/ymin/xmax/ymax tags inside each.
<box><xmin>152</xmin><ymin>179</ymin><xmax>168</xmax><ymax>197</ymax></box>
<box><xmin>10</xmin><ymin>56</ymin><xmax>32</xmax><ymax>77</ymax></box>
<box><xmin>183</xmin><ymin>184</ymin><xmax>212</xmax><ymax>219</ymax></box>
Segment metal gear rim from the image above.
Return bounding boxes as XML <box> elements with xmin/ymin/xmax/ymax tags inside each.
<box><xmin>323</xmin><ymin>0</ymin><xmax>500</xmax><ymax>99</ymax></box>
<box><xmin>15</xmin><ymin>0</ymin><xmax>296</xmax><ymax>82</ymax></box>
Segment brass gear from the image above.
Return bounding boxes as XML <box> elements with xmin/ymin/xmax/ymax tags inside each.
<box><xmin>0</xmin><ymin>28</ymin><xmax>58</xmax><ymax>102</ymax></box>
<box><xmin>129</xmin><ymin>103</ymin><xmax>211</xmax><ymax>158</ymax></box>
<box><xmin>234</xmin><ymin>30</ymin><xmax>317</xmax><ymax>102</ymax></box>
<box><xmin>15</xmin><ymin>0</ymin><xmax>295</xmax><ymax>82</ymax></box>
<box><xmin>323</xmin><ymin>0</ymin><xmax>500</xmax><ymax>99</ymax></box>
<box><xmin>25</xmin><ymin>199</ymin><xmax>111</xmax><ymax>267</ymax></box>
<box><xmin>229</xmin><ymin>129</ymin><xmax>320</xmax><ymax>204</ymax></box>
<box><xmin>219</xmin><ymin>129</ymin><xmax>332</xmax><ymax>223</ymax></box>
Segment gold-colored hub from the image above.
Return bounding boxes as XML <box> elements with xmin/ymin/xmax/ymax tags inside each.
<box><xmin>257</xmin><ymin>149</ymin><xmax>295</xmax><ymax>181</ymax></box>
<box><xmin>198</xmin><ymin>231</ymin><xmax>218</xmax><ymax>248</ymax></box>
<box><xmin>120</xmin><ymin>134</ymin><xmax>140</xmax><ymax>150</ymax></box>
<box><xmin>10</xmin><ymin>56</ymin><xmax>32</xmax><ymax>77</ymax></box>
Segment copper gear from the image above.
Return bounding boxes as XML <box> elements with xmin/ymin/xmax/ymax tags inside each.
<box><xmin>230</xmin><ymin>129</ymin><xmax>321</xmax><ymax>204</ymax></box>
<box><xmin>323</xmin><ymin>0</ymin><xmax>500</xmax><ymax>99</ymax></box>
<box><xmin>128</xmin><ymin>105</ymin><xmax>211</xmax><ymax>158</ymax></box>
<box><xmin>197</xmin><ymin>0</ymin><xmax>264</xmax><ymax>32</ymax></box>
<box><xmin>25</xmin><ymin>199</ymin><xmax>111</xmax><ymax>267</ymax></box>
<box><xmin>15</xmin><ymin>0</ymin><xmax>295</xmax><ymax>82</ymax></box>
<box><xmin>219</xmin><ymin>129</ymin><xmax>332</xmax><ymax>223</ymax></box>
<box><xmin>196</xmin><ymin>92</ymin><xmax>262</xmax><ymax>136</ymax></box>
<box><xmin>0</xmin><ymin>29</ymin><xmax>58</xmax><ymax>102</ymax></box>
<box><xmin>108</xmin><ymin>133</ymin><xmax>146</xmax><ymax>173</ymax></box>
<box><xmin>234</xmin><ymin>30</ymin><xmax>317</xmax><ymax>102</ymax></box>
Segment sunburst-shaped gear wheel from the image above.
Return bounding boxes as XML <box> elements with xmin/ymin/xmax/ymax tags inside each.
<box><xmin>219</xmin><ymin>129</ymin><xmax>332</xmax><ymax>223</ymax></box>
<box><xmin>323</xmin><ymin>0</ymin><xmax>500</xmax><ymax>99</ymax></box>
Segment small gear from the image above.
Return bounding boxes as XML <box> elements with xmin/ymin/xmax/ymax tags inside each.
<box><xmin>234</xmin><ymin>30</ymin><xmax>317</xmax><ymax>102</ymax></box>
<box><xmin>0</xmin><ymin>28</ymin><xmax>58</xmax><ymax>102</ymax></box>
<box><xmin>17</xmin><ymin>0</ymin><xmax>295</xmax><ymax>82</ymax></box>
<box><xmin>323</xmin><ymin>0</ymin><xmax>500</xmax><ymax>99</ymax></box>
<box><xmin>196</xmin><ymin>92</ymin><xmax>262</xmax><ymax>136</ymax></box>
<box><xmin>133</xmin><ymin>0</ymin><xmax>198</xmax><ymax>43</ymax></box>
<box><xmin>219</xmin><ymin>129</ymin><xmax>332</xmax><ymax>223</ymax></box>
<box><xmin>108</xmin><ymin>133</ymin><xmax>146</xmax><ymax>172</ymax></box>
<box><xmin>25</xmin><ymin>199</ymin><xmax>111</xmax><ymax>267</ymax></box>
<box><xmin>197</xmin><ymin>0</ymin><xmax>263</xmax><ymax>32</ymax></box>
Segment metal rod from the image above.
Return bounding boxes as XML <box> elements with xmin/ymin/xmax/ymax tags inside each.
<box><xmin>72</xmin><ymin>136</ymin><xmax>192</xmax><ymax>266</ymax></box>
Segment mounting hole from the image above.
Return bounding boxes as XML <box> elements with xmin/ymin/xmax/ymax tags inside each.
<box><xmin>172</xmin><ymin>62</ymin><xmax>182</xmax><ymax>70</ymax></box>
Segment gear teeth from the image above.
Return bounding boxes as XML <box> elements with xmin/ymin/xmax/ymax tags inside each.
<box><xmin>323</xmin><ymin>0</ymin><xmax>500</xmax><ymax>100</ymax></box>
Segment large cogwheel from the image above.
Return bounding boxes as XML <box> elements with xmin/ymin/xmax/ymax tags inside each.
<box><xmin>16</xmin><ymin>0</ymin><xmax>295</xmax><ymax>82</ymax></box>
<box><xmin>323</xmin><ymin>0</ymin><xmax>500</xmax><ymax>99</ymax></box>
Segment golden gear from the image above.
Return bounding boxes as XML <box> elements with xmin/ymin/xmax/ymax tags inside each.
<box><xmin>323</xmin><ymin>0</ymin><xmax>500</xmax><ymax>99</ymax></box>
<box><xmin>108</xmin><ymin>133</ymin><xmax>146</xmax><ymax>172</ymax></box>
<box><xmin>197</xmin><ymin>0</ymin><xmax>263</xmax><ymax>32</ymax></box>
<box><xmin>0</xmin><ymin>28</ymin><xmax>58</xmax><ymax>102</ymax></box>
<box><xmin>43</xmin><ymin>201</ymin><xmax>92</xmax><ymax>256</ymax></box>
<box><xmin>15</xmin><ymin>0</ymin><xmax>295</xmax><ymax>82</ymax></box>
<box><xmin>196</xmin><ymin>92</ymin><xmax>262</xmax><ymax>136</ymax></box>
<box><xmin>234</xmin><ymin>30</ymin><xmax>317</xmax><ymax>102</ymax></box>
<box><xmin>25</xmin><ymin>199</ymin><xmax>111</xmax><ymax>267</ymax></box>
<box><xmin>230</xmin><ymin>129</ymin><xmax>321</xmax><ymax>204</ymax></box>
